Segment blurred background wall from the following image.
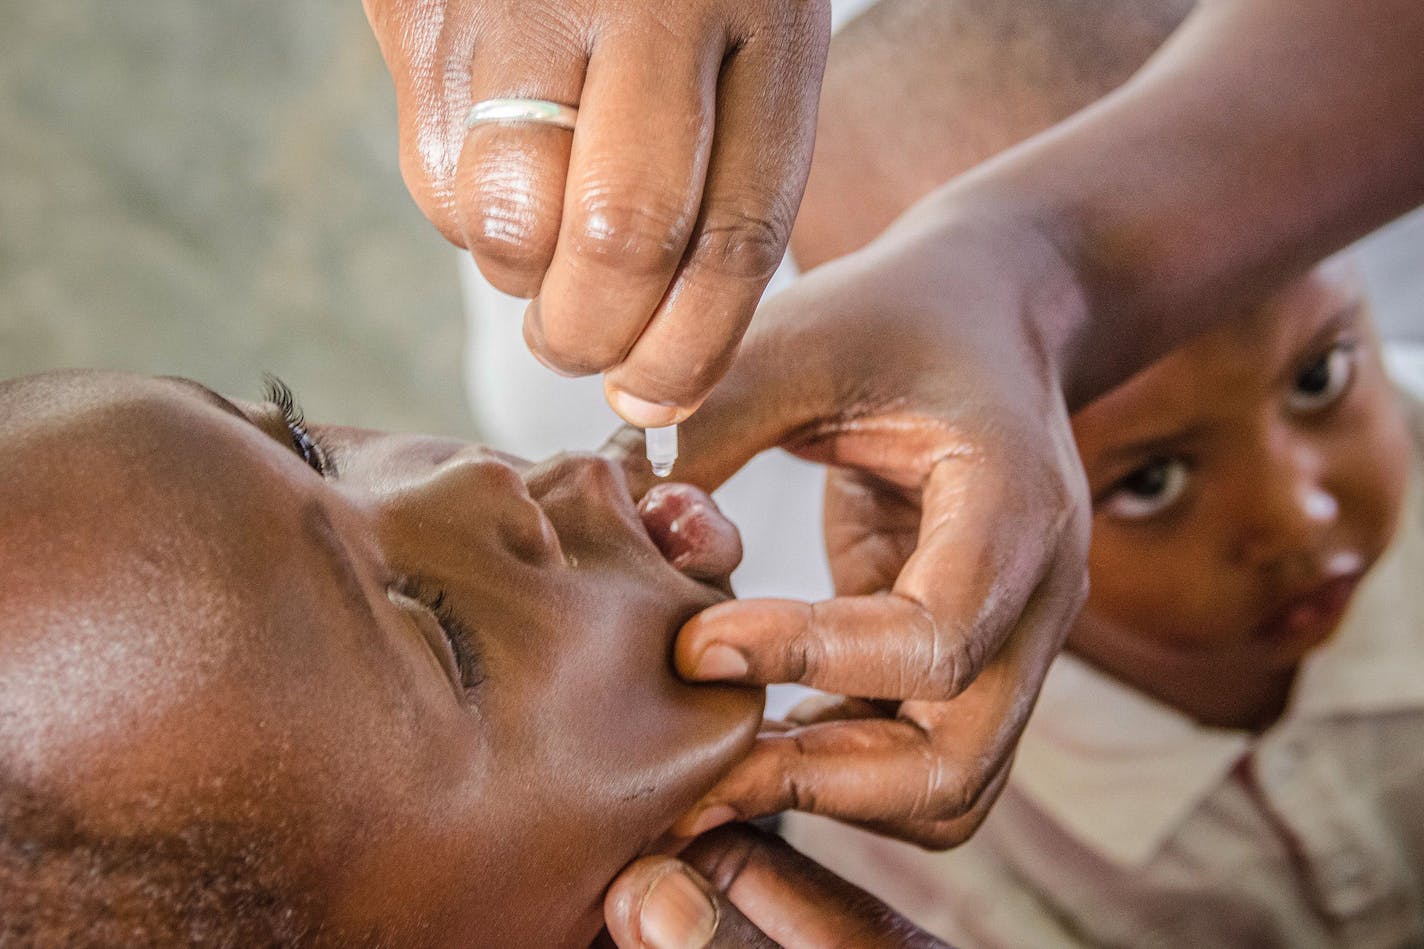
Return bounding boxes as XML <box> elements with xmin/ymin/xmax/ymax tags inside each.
<box><xmin>0</xmin><ymin>0</ymin><xmax>1419</xmax><ymax>445</ymax></box>
<box><xmin>0</xmin><ymin>0</ymin><xmax>471</xmax><ymax>435</ymax></box>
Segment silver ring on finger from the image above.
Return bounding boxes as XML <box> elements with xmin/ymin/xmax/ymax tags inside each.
<box><xmin>465</xmin><ymin>97</ymin><xmax>578</xmax><ymax>131</ymax></box>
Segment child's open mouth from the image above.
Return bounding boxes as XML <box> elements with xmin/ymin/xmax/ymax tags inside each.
<box><xmin>1255</xmin><ymin>570</ymin><xmax>1363</xmax><ymax>649</ymax></box>
<box><xmin>637</xmin><ymin>483</ymin><xmax>743</xmax><ymax>586</ymax></box>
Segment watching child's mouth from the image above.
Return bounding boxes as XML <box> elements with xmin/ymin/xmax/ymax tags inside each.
<box><xmin>1254</xmin><ymin>556</ymin><xmax>1367</xmax><ymax>649</ymax></box>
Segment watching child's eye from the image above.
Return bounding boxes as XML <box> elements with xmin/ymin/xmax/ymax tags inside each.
<box><xmin>1103</xmin><ymin>457</ymin><xmax>1189</xmax><ymax>521</ymax></box>
<box><xmin>262</xmin><ymin>375</ymin><xmax>333</xmax><ymax>477</ymax></box>
<box><xmin>1288</xmin><ymin>342</ymin><xmax>1356</xmax><ymax>413</ymax></box>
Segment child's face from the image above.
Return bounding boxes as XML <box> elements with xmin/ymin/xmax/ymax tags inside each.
<box><xmin>1070</xmin><ymin>258</ymin><xmax>1411</xmax><ymax>684</ymax></box>
<box><xmin>0</xmin><ymin>372</ymin><xmax>762</xmax><ymax>946</ymax></box>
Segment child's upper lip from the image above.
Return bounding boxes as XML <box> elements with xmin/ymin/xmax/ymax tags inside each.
<box><xmin>1254</xmin><ymin>554</ymin><xmax>1366</xmax><ymax>640</ymax></box>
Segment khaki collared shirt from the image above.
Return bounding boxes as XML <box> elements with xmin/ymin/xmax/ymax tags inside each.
<box><xmin>788</xmin><ymin>391</ymin><xmax>1424</xmax><ymax>949</ymax></box>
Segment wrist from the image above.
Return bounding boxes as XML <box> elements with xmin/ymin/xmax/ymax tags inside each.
<box><xmin>891</xmin><ymin>188</ymin><xmax>1092</xmax><ymax>409</ymax></box>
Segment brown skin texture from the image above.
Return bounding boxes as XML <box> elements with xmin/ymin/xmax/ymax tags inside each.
<box><xmin>361</xmin><ymin>0</ymin><xmax>830</xmax><ymax>426</ymax></box>
<box><xmin>606</xmin><ymin>213</ymin><xmax>1090</xmax><ymax>849</ymax></box>
<box><xmin>1071</xmin><ymin>259</ymin><xmax>1411</xmax><ymax>730</ymax></box>
<box><xmin>0</xmin><ymin>371</ymin><xmax>762</xmax><ymax>948</ymax></box>
<box><xmin>600</xmin><ymin>0</ymin><xmax>1424</xmax><ymax>851</ymax></box>
<box><xmin>604</xmin><ymin>0</ymin><xmax>1423</xmax><ymax>938</ymax></box>
<box><xmin>603</xmin><ymin>264</ymin><xmax>1411</xmax><ymax>947</ymax></box>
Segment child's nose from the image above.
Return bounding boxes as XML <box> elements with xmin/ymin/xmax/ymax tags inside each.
<box><xmin>367</xmin><ymin>440</ymin><xmax>561</xmax><ymax>566</ymax></box>
<box><xmin>1233</xmin><ymin>435</ymin><xmax>1339</xmax><ymax>570</ymax></box>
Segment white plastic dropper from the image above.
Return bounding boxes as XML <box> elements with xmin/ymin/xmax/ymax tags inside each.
<box><xmin>646</xmin><ymin>424</ymin><xmax>678</xmax><ymax>478</ymax></box>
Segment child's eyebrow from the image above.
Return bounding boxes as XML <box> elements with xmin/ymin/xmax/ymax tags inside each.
<box><xmin>1270</xmin><ymin>300</ymin><xmax>1365</xmax><ymax>387</ymax></box>
<box><xmin>158</xmin><ymin>376</ymin><xmax>377</xmax><ymax>623</ymax></box>
<box><xmin>1095</xmin><ymin>422</ymin><xmax>1209</xmax><ymax>468</ymax></box>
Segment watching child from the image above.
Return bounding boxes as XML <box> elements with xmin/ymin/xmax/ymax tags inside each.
<box><xmin>785</xmin><ymin>1</ymin><xmax>1424</xmax><ymax>944</ymax></box>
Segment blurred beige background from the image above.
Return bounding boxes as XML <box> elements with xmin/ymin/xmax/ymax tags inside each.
<box><xmin>1</xmin><ymin>1</ymin><xmax>1419</xmax><ymax>446</ymax></box>
<box><xmin>0</xmin><ymin>0</ymin><xmax>471</xmax><ymax>435</ymax></box>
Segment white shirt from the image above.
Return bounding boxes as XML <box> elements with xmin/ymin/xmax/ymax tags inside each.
<box><xmin>787</xmin><ymin>391</ymin><xmax>1424</xmax><ymax>949</ymax></box>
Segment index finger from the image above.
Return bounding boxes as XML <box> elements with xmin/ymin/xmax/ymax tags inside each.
<box><xmin>602</xmin><ymin>9</ymin><xmax>831</xmax><ymax>426</ymax></box>
<box><xmin>597</xmin><ymin>340</ymin><xmax>803</xmax><ymax>500</ymax></box>
<box><xmin>526</xmin><ymin>23</ymin><xmax>722</xmax><ymax>378</ymax></box>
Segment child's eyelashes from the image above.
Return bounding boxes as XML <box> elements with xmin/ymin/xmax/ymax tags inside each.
<box><xmin>398</xmin><ymin>578</ymin><xmax>487</xmax><ymax>695</ymax></box>
<box><xmin>262</xmin><ymin>374</ymin><xmax>335</xmax><ymax>477</ymax></box>
<box><xmin>1102</xmin><ymin>456</ymin><xmax>1190</xmax><ymax>522</ymax></box>
<box><xmin>1288</xmin><ymin>340</ymin><xmax>1357</xmax><ymax>414</ymax></box>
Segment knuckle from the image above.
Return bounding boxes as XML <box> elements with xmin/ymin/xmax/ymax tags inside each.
<box><xmin>688</xmin><ymin>203</ymin><xmax>790</xmax><ymax>284</ymax></box>
<box><xmin>398</xmin><ymin>155</ymin><xmax>464</xmax><ymax>248</ymax></box>
<box><xmin>468</xmin><ymin>225</ymin><xmax>557</xmax><ymax>284</ymax></box>
<box><xmin>794</xmin><ymin>603</ymin><xmax>831</xmax><ymax>684</ymax></box>
<box><xmin>929</xmin><ymin>773</ymin><xmax>979</xmax><ymax>824</ymax></box>
<box><xmin>913</xmin><ymin>739</ymin><xmax>982</xmax><ymax>826</ymax></box>
<box><xmin>913</xmin><ymin>818</ymin><xmax>978</xmax><ymax>852</ymax></box>
<box><xmin>621</xmin><ymin>358</ymin><xmax>721</xmax><ymax>407</ymax></box>
<box><xmin>533</xmin><ymin>316</ymin><xmax>629</xmax><ymax>375</ymax></box>
<box><xmin>781</xmin><ymin>732</ymin><xmax>820</xmax><ymax>813</ymax></box>
<box><xmin>460</xmin><ymin>164</ymin><xmax>562</xmax><ymax>284</ymax></box>
<box><xmin>568</xmin><ymin>192</ymin><xmax>693</xmax><ymax>278</ymax></box>
<box><xmin>690</xmin><ymin>827</ymin><xmax>761</xmax><ymax>893</ymax></box>
<box><xmin>909</xmin><ymin>602</ymin><xmax>972</xmax><ymax>699</ymax></box>
<box><xmin>464</xmin><ymin>201</ymin><xmax>560</xmax><ymax>288</ymax></box>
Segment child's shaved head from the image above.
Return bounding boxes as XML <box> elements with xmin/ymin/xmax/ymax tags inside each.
<box><xmin>0</xmin><ymin>370</ymin><xmax>761</xmax><ymax>947</ymax></box>
<box><xmin>793</xmin><ymin>0</ymin><xmax>1197</xmax><ymax>268</ymax></box>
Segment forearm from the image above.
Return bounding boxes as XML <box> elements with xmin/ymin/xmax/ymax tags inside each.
<box><xmin>942</xmin><ymin>0</ymin><xmax>1424</xmax><ymax>409</ymax></box>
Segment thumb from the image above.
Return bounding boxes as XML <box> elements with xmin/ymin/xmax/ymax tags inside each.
<box><xmin>604</xmin><ymin>825</ymin><xmax>953</xmax><ymax>949</ymax></box>
<box><xmin>604</xmin><ymin>855</ymin><xmax>777</xmax><ymax>949</ymax></box>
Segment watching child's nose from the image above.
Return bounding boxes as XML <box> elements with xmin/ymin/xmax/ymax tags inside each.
<box><xmin>1235</xmin><ymin>456</ymin><xmax>1339</xmax><ymax>570</ymax></box>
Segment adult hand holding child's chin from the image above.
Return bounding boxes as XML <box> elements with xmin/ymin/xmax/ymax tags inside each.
<box><xmin>607</xmin><ymin>203</ymin><xmax>1093</xmax><ymax>848</ymax></box>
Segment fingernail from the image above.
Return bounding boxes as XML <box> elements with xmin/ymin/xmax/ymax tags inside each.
<box><xmin>670</xmin><ymin>802</ymin><xmax>735</xmax><ymax>839</ymax></box>
<box><xmin>608</xmin><ymin>389</ymin><xmax>682</xmax><ymax>428</ymax></box>
<box><xmin>640</xmin><ymin>867</ymin><xmax>718</xmax><ymax>949</ymax></box>
<box><xmin>693</xmin><ymin>644</ymin><xmax>749</xmax><ymax>682</ymax></box>
<box><xmin>692</xmin><ymin>797</ymin><xmax>740</xmax><ymax>837</ymax></box>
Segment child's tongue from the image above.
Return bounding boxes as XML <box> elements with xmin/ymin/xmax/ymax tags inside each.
<box><xmin>636</xmin><ymin>483</ymin><xmax>743</xmax><ymax>584</ymax></box>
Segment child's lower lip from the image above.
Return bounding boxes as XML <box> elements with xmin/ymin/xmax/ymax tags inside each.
<box><xmin>1255</xmin><ymin>574</ymin><xmax>1361</xmax><ymax>646</ymax></box>
<box><xmin>637</xmin><ymin>483</ymin><xmax>741</xmax><ymax>576</ymax></box>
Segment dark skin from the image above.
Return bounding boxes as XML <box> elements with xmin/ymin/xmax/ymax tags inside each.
<box><xmin>363</xmin><ymin>0</ymin><xmax>830</xmax><ymax>426</ymax></box>
<box><xmin>1069</xmin><ymin>259</ymin><xmax>1411</xmax><ymax>731</ymax></box>
<box><xmin>599</xmin><ymin>0</ymin><xmax>1424</xmax><ymax>851</ymax></box>
<box><xmin>0</xmin><ymin>370</ymin><xmax>761</xmax><ymax>948</ymax></box>
<box><xmin>366</xmin><ymin>0</ymin><xmax>1424</xmax><ymax>868</ymax></box>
